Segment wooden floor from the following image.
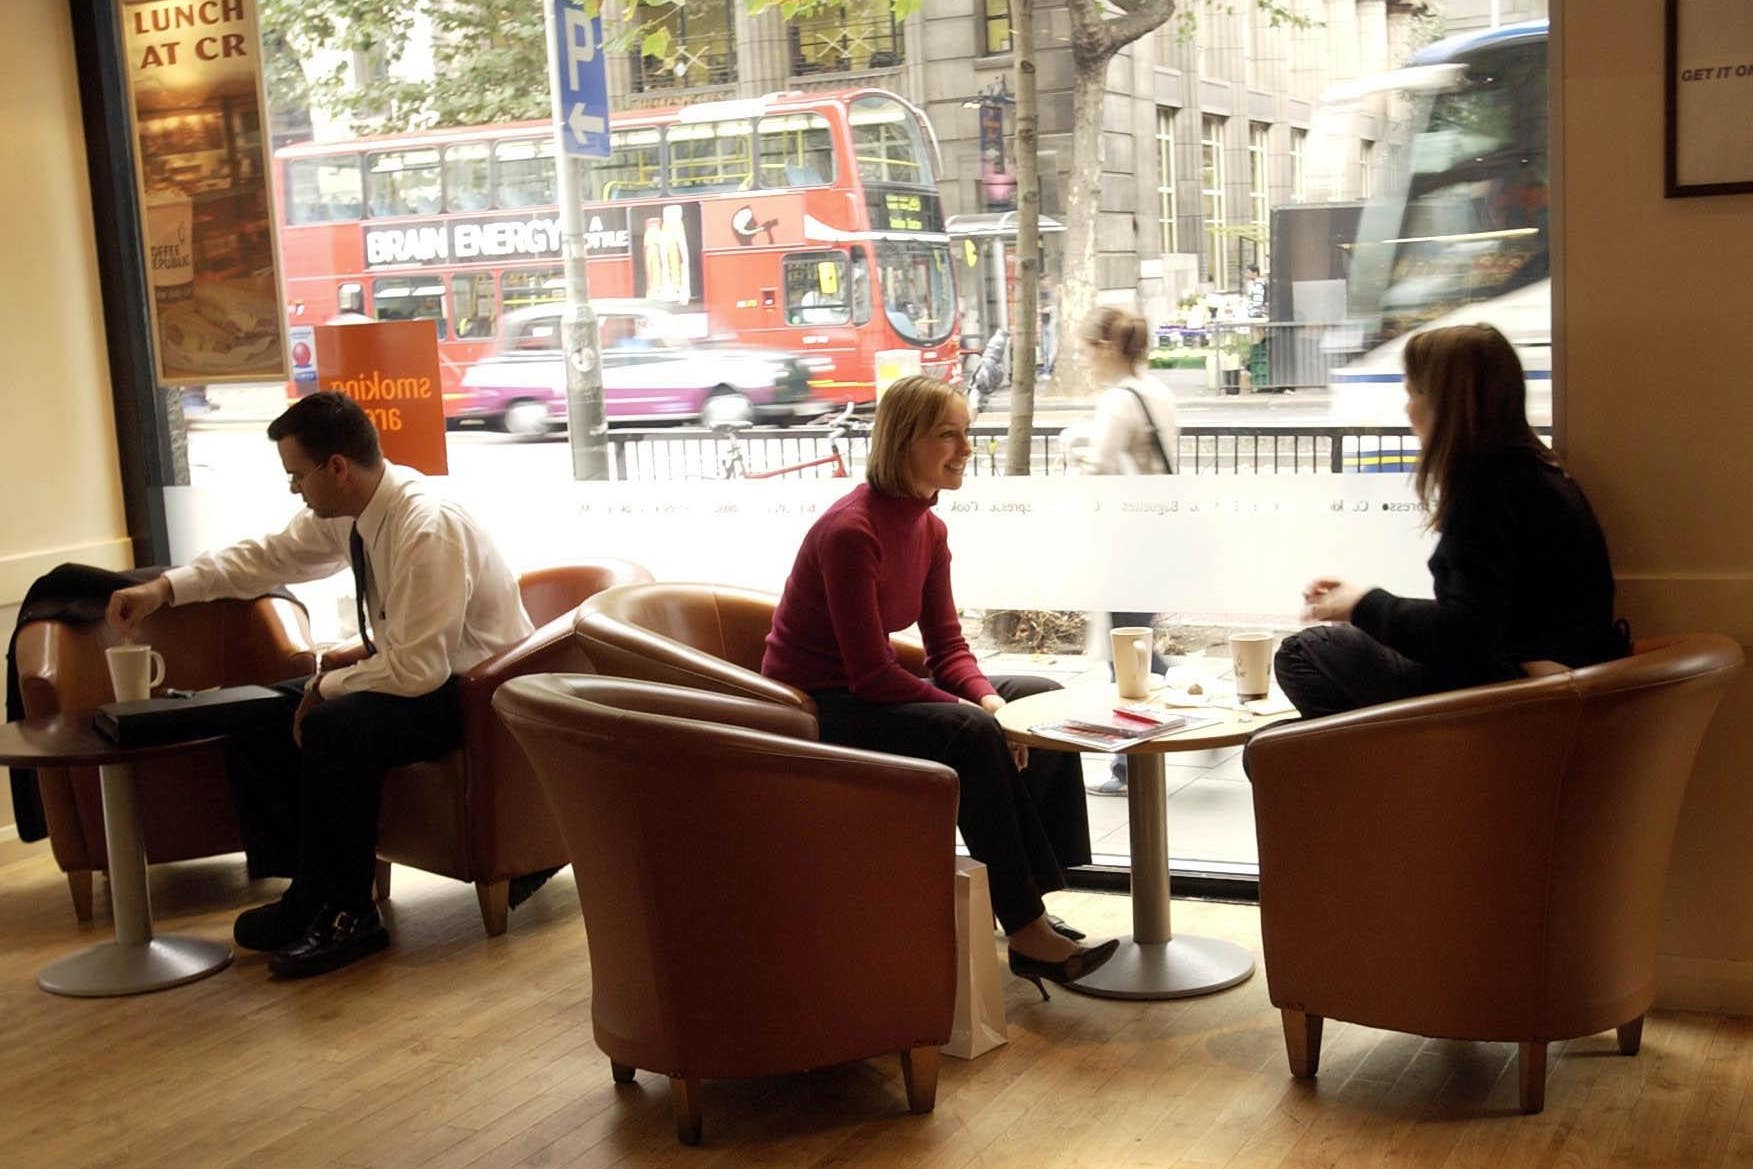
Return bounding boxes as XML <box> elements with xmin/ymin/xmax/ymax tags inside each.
<box><xmin>3</xmin><ymin>850</ymin><xmax>1751</xmax><ymax>1169</ymax></box>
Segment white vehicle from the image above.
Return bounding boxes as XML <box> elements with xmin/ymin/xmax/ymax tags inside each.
<box><xmin>1328</xmin><ymin>22</ymin><xmax>1552</xmax><ymax>426</ymax></box>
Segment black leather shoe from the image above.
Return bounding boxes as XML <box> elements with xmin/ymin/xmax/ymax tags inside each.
<box><xmin>268</xmin><ymin>904</ymin><xmax>389</xmax><ymax>979</ymax></box>
<box><xmin>234</xmin><ymin>891</ymin><xmax>319</xmax><ymax>952</ymax></box>
<box><xmin>1008</xmin><ymin>938</ymin><xmax>1120</xmax><ymax>1002</ymax></box>
<box><xmin>1046</xmin><ymin>915</ymin><xmax>1086</xmax><ymax>942</ymax></box>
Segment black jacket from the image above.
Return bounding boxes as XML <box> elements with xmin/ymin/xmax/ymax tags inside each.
<box><xmin>1351</xmin><ymin>448</ymin><xmax>1629</xmax><ymax>689</ymax></box>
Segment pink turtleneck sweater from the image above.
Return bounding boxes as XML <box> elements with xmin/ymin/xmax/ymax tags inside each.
<box><xmin>761</xmin><ymin>483</ymin><xmax>997</xmax><ymax>705</ymax></box>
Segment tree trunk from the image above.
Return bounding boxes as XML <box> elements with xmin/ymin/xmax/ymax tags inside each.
<box><xmin>1051</xmin><ymin>68</ymin><xmax>1109</xmax><ymax>401</ymax></box>
<box><xmin>1006</xmin><ymin>0</ymin><xmax>1038</xmax><ymax>476</ymax></box>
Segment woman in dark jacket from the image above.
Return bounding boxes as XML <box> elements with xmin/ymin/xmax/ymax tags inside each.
<box><xmin>1277</xmin><ymin>323</ymin><xmax>1629</xmax><ymax>718</ymax></box>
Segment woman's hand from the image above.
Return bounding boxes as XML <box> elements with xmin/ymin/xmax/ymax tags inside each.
<box><xmin>1301</xmin><ymin>577</ymin><xmax>1369</xmax><ymax>623</ymax></box>
<box><xmin>976</xmin><ymin>694</ymin><xmax>1029</xmax><ymax>769</ymax></box>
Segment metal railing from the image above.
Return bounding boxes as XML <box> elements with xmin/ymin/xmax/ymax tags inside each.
<box><xmin>602</xmin><ymin>423</ymin><xmax>1449</xmax><ymax>481</ymax></box>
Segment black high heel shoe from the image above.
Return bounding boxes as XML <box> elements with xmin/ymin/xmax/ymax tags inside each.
<box><xmin>1008</xmin><ymin>938</ymin><xmax>1120</xmax><ymax>1001</ymax></box>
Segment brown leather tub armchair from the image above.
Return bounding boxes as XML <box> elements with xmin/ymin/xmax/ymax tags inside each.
<box><xmin>375</xmin><ymin>559</ymin><xmax>652</xmax><ymax>936</ymax></box>
<box><xmin>1243</xmin><ymin>634</ymin><xmax>1743</xmax><ymax>1114</ymax></box>
<box><xmin>14</xmin><ymin>596</ymin><xmax>316</xmax><ymax>922</ymax></box>
<box><xmin>571</xmin><ymin>582</ymin><xmax>927</xmax><ymax>721</ymax></box>
<box><xmin>493</xmin><ymin>674</ymin><xmax>959</xmax><ymax>1145</ymax></box>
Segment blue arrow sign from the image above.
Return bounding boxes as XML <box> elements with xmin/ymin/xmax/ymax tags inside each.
<box><xmin>553</xmin><ymin>0</ymin><xmax>610</xmax><ymax>158</ymax></box>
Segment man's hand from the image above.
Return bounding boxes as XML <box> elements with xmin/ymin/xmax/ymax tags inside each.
<box><xmin>292</xmin><ymin>681</ymin><xmax>321</xmax><ymax>749</ymax></box>
<box><xmin>320</xmin><ymin>640</ymin><xmax>371</xmax><ymax>671</ymax></box>
<box><xmin>106</xmin><ymin>578</ymin><xmax>173</xmax><ymax>635</ymax></box>
<box><xmin>1301</xmin><ymin>577</ymin><xmax>1369</xmax><ymax>624</ymax></box>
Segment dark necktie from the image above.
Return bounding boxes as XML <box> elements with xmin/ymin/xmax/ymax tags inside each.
<box><xmin>349</xmin><ymin>523</ymin><xmax>376</xmax><ymax>657</ymax></box>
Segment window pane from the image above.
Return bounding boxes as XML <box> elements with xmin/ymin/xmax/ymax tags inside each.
<box><xmin>452</xmin><ymin>273</ymin><xmax>496</xmax><ymax>339</ymax></box>
<box><xmin>984</xmin><ymin>0</ymin><xmax>1012</xmax><ymax>54</ymax></box>
<box><xmin>494</xmin><ymin>139</ymin><xmax>557</xmax><ymax>208</ymax></box>
<box><xmin>371</xmin><ymin>275</ymin><xmax>447</xmax><ymax>338</ymax></box>
<box><xmin>784</xmin><ymin>251</ymin><xmax>851</xmax><ymax>324</ymax></box>
<box><xmin>631</xmin><ymin>0</ymin><xmax>737</xmax><ymax>91</ymax></box>
<box><xmin>757</xmin><ymin>113</ymin><xmax>834</xmax><ymax>188</ymax></box>
<box><xmin>366</xmin><ymin>148</ymin><xmax>441</xmax><ymax>217</ymax></box>
<box><xmin>501</xmin><ymin>268</ymin><xmax>566</xmax><ymax>315</ymax></box>
<box><xmin>285</xmin><ymin>158</ymin><xmax>362</xmax><ymax>224</ymax></box>
<box><xmin>876</xmin><ymin>239</ymin><xmax>954</xmax><ymax>344</ymax></box>
<box><xmin>667</xmin><ymin>120</ymin><xmax>753</xmax><ymax>193</ymax></box>
<box><xmin>589</xmin><ymin>129</ymin><xmax>663</xmax><ymax>200</ymax></box>
<box><xmin>1156</xmin><ymin>107</ymin><xmax>1178</xmax><ymax>254</ymax></box>
<box><xmin>791</xmin><ymin>0</ymin><xmax>903</xmax><ymax>74</ymax></box>
<box><xmin>1201</xmin><ymin>116</ymin><xmax>1227</xmax><ymax>287</ymax></box>
<box><xmin>445</xmin><ymin>143</ymin><xmax>491</xmax><ymax>212</ymax></box>
<box><xmin>851</xmin><ymin>96</ymin><xmax>931</xmax><ymax>186</ymax></box>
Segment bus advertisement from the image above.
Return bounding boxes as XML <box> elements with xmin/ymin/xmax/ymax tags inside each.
<box><xmin>1326</xmin><ymin>21</ymin><xmax>1551</xmax><ymax>426</ymax></box>
<box><xmin>273</xmin><ymin>89</ymin><xmax>962</xmax><ymax>426</ymax></box>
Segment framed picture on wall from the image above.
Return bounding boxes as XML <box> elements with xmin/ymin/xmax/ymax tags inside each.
<box><xmin>1665</xmin><ymin>0</ymin><xmax>1753</xmax><ymax>196</ymax></box>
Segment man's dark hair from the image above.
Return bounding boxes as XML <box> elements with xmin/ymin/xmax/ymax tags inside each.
<box><xmin>267</xmin><ymin>392</ymin><xmax>383</xmax><ymax>468</ymax></box>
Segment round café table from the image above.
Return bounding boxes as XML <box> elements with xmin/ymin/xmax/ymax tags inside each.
<box><xmin>0</xmin><ymin>715</ymin><xmax>234</xmax><ymax>997</ymax></box>
<box><xmin>996</xmin><ymin>684</ymin><xmax>1294</xmax><ymax>1000</ymax></box>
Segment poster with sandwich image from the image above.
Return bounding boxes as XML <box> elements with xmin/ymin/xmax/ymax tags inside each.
<box><xmin>120</xmin><ymin>0</ymin><xmax>287</xmax><ymax>384</ymax></box>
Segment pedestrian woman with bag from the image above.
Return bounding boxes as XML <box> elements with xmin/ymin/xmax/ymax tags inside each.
<box><xmin>1276</xmin><ymin>322</ymin><xmax>1629</xmax><ymax>717</ymax></box>
<box><xmin>761</xmin><ymin>375</ymin><xmax>1117</xmax><ymax>998</ymax></box>
<box><xmin>1073</xmin><ymin>307</ymin><xmax>1180</xmax><ymax>795</ymax></box>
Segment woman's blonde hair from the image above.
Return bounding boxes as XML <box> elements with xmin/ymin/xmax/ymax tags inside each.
<box><xmin>866</xmin><ymin>375</ymin><xmax>962</xmax><ymax>497</ymax></box>
<box><xmin>1404</xmin><ymin>322</ymin><xmax>1554</xmax><ymax>531</ymax></box>
<box><xmin>1080</xmin><ymin>306</ymin><xmax>1151</xmax><ymax>373</ymax></box>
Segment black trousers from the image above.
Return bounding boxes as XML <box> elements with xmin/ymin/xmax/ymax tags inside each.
<box><xmin>224</xmin><ymin>675</ymin><xmax>463</xmax><ymax>913</ymax></box>
<box><xmin>1273</xmin><ymin>625</ymin><xmax>1441</xmax><ymax>719</ymax></box>
<box><xmin>811</xmin><ymin>675</ymin><xmax>1089</xmax><ymax>934</ymax></box>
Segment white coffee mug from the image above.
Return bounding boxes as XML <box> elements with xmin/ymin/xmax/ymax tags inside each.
<box><xmin>106</xmin><ymin>644</ymin><xmax>166</xmax><ymax>703</ymax></box>
<box><xmin>1229</xmin><ymin>632</ymin><xmax>1276</xmax><ymax>702</ymax></box>
<box><xmin>1111</xmin><ymin>626</ymin><xmax>1154</xmax><ymax>701</ymax></box>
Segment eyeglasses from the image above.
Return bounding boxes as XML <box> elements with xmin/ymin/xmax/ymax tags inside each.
<box><xmin>287</xmin><ymin>463</ymin><xmax>327</xmax><ymax>490</ymax></box>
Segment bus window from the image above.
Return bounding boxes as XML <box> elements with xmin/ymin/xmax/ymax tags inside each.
<box><xmin>366</xmin><ymin>148</ymin><xmax>442</xmax><ymax>217</ymax></box>
<box><xmin>668</xmin><ymin>120</ymin><xmax>754</xmax><ymax>193</ymax></box>
<box><xmin>850</xmin><ymin>96</ymin><xmax>931</xmax><ymax>187</ymax></box>
<box><xmin>784</xmin><ymin>251</ymin><xmax>851</xmax><ymax>325</ymax></box>
<box><xmin>501</xmin><ymin>268</ymin><xmax>565</xmax><ymax>314</ymax></box>
<box><xmin>877</xmin><ymin>239</ymin><xmax>954</xmax><ymax>345</ymax></box>
<box><xmin>445</xmin><ymin>143</ymin><xmax>492</xmax><ymax>212</ymax></box>
<box><xmin>758</xmin><ymin>114</ymin><xmax>834</xmax><ymax>188</ymax></box>
<box><xmin>494</xmin><ymin>138</ymin><xmax>557</xmax><ymax>208</ymax></box>
<box><xmin>452</xmin><ymin>273</ymin><xmax>496</xmax><ymax>338</ymax></box>
<box><xmin>284</xmin><ymin>157</ymin><xmax>362</xmax><ymax>224</ymax></box>
<box><xmin>591</xmin><ymin>130</ymin><xmax>663</xmax><ymax>201</ymax></box>
<box><xmin>372</xmin><ymin>276</ymin><xmax>448</xmax><ymax>339</ymax></box>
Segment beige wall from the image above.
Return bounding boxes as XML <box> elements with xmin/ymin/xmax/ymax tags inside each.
<box><xmin>0</xmin><ymin>0</ymin><xmax>128</xmax><ymax>854</ymax></box>
<box><xmin>1559</xmin><ymin>4</ymin><xmax>1753</xmax><ymax>1011</ymax></box>
<box><xmin>0</xmin><ymin>1</ymin><xmax>131</xmax><ymax>608</ymax></box>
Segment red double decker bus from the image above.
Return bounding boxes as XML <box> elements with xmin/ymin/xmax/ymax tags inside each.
<box><xmin>274</xmin><ymin>88</ymin><xmax>961</xmax><ymax>417</ymax></box>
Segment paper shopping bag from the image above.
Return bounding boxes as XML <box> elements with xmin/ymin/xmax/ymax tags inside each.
<box><xmin>944</xmin><ymin>857</ymin><xmax>1008</xmax><ymax>1060</ymax></box>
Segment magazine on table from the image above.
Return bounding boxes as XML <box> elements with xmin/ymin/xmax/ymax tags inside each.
<box><xmin>1030</xmin><ymin>705</ymin><xmax>1224</xmax><ymax>752</ymax></box>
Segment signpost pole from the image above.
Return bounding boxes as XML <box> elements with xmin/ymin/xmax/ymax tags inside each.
<box><xmin>545</xmin><ymin>0</ymin><xmax>611</xmax><ymax>480</ymax></box>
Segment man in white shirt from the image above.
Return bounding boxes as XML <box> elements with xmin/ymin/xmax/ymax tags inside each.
<box><xmin>106</xmin><ymin>392</ymin><xmax>533</xmax><ymax>978</ymax></box>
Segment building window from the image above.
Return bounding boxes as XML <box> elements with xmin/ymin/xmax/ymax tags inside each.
<box><xmin>790</xmin><ymin>0</ymin><xmax>903</xmax><ymax>75</ymax></box>
<box><xmin>1249</xmin><ymin>123</ymin><xmax>1270</xmax><ymax>272</ymax></box>
<box><xmin>982</xmin><ymin>0</ymin><xmax>1011</xmax><ymax>55</ymax></box>
<box><xmin>1360</xmin><ymin>139</ymin><xmax>1375</xmax><ymax>199</ymax></box>
<box><xmin>1156</xmin><ymin>107</ymin><xmax>1179</xmax><ymax>254</ymax></box>
<box><xmin>1290</xmin><ymin>128</ymin><xmax>1306</xmax><ymax>203</ymax></box>
<box><xmin>1201</xmin><ymin>115</ymin><xmax>1227</xmax><ymax>287</ymax></box>
<box><xmin>630</xmin><ymin>0</ymin><xmax>737</xmax><ymax>92</ymax></box>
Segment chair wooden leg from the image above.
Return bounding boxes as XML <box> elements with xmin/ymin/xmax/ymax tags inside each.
<box><xmin>610</xmin><ymin>1061</ymin><xmax>636</xmax><ymax>1084</ymax></box>
<box><xmin>475</xmin><ymin>879</ymin><xmax>509</xmax><ymax>937</ymax></box>
<box><xmin>899</xmin><ymin>1045</ymin><xmax>940</xmax><ymax>1114</ymax></box>
<box><xmin>1518</xmin><ymin>1041</ymin><xmax>1547</xmax><ymax>1114</ymax></box>
<box><xmin>669</xmin><ymin>1076</ymin><xmax>702</xmax><ymax>1145</ymax></box>
<box><xmin>373</xmin><ymin>860</ymin><xmax>392</xmax><ymax>902</ymax></box>
<box><xmin>66</xmin><ymin>870</ymin><xmax>94</xmax><ymax>923</ymax></box>
<box><xmin>1281</xmin><ymin>1010</ymin><xmax>1323</xmax><ymax>1078</ymax></box>
<box><xmin>1617</xmin><ymin>1015</ymin><xmax>1645</xmax><ymax>1056</ymax></box>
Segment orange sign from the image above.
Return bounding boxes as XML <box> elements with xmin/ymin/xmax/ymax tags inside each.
<box><xmin>310</xmin><ymin>321</ymin><xmax>448</xmax><ymax>475</ymax></box>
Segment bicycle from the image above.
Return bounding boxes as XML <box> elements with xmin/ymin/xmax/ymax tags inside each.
<box><xmin>714</xmin><ymin>401</ymin><xmax>864</xmax><ymax>479</ymax></box>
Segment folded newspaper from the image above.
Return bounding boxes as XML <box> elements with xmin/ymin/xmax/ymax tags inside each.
<box><xmin>1030</xmin><ymin>706</ymin><xmax>1223</xmax><ymax>752</ymax></box>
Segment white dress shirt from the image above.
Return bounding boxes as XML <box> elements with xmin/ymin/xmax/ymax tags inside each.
<box><xmin>164</xmin><ymin>462</ymin><xmax>533</xmax><ymax>699</ymax></box>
